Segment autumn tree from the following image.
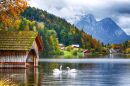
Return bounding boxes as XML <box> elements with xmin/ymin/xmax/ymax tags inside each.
<box><xmin>47</xmin><ymin>19</ymin><xmax>51</xmax><ymax>23</ymax></box>
<box><xmin>0</xmin><ymin>0</ymin><xmax>28</xmax><ymax>30</ymax></box>
<box><xmin>81</xmin><ymin>38</ymin><xmax>85</xmax><ymax>49</ymax></box>
<box><xmin>41</xmin><ymin>14</ymin><xmax>45</xmax><ymax>18</ymax></box>
<box><xmin>25</xmin><ymin>25</ymin><xmax>29</xmax><ymax>31</ymax></box>
<box><xmin>33</xmin><ymin>26</ymin><xmax>36</xmax><ymax>31</ymax></box>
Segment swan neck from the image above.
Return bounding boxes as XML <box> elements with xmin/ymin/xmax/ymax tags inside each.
<box><xmin>68</xmin><ymin>67</ymin><xmax>70</xmax><ymax>72</ymax></box>
<box><xmin>60</xmin><ymin>66</ymin><xmax>62</xmax><ymax>71</ymax></box>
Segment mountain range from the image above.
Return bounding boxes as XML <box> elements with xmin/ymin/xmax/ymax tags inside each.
<box><xmin>74</xmin><ymin>14</ymin><xmax>130</xmax><ymax>44</ymax></box>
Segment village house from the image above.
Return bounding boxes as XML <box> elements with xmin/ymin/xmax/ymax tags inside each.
<box><xmin>0</xmin><ymin>31</ymin><xmax>44</xmax><ymax>69</ymax></box>
<box><xmin>72</xmin><ymin>44</ymin><xmax>79</xmax><ymax>50</ymax></box>
<box><xmin>83</xmin><ymin>49</ymin><xmax>90</xmax><ymax>56</ymax></box>
<box><xmin>59</xmin><ymin>43</ymin><xmax>65</xmax><ymax>50</ymax></box>
<box><xmin>109</xmin><ymin>48</ymin><xmax>120</xmax><ymax>53</ymax></box>
<box><xmin>83</xmin><ymin>49</ymin><xmax>90</xmax><ymax>53</ymax></box>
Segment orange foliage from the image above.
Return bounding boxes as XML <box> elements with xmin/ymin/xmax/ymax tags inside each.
<box><xmin>25</xmin><ymin>25</ymin><xmax>29</xmax><ymax>31</ymax></box>
<box><xmin>47</xmin><ymin>19</ymin><xmax>51</xmax><ymax>23</ymax></box>
<box><xmin>54</xmin><ymin>21</ymin><xmax>56</xmax><ymax>24</ymax></box>
<box><xmin>41</xmin><ymin>14</ymin><xmax>45</xmax><ymax>18</ymax></box>
<box><xmin>81</xmin><ymin>38</ymin><xmax>85</xmax><ymax>48</ymax></box>
<box><xmin>115</xmin><ymin>45</ymin><xmax>121</xmax><ymax>49</ymax></box>
<box><xmin>0</xmin><ymin>0</ymin><xmax>29</xmax><ymax>29</ymax></box>
<box><xmin>33</xmin><ymin>26</ymin><xmax>36</xmax><ymax>31</ymax></box>
<box><xmin>90</xmin><ymin>38</ymin><xmax>98</xmax><ymax>50</ymax></box>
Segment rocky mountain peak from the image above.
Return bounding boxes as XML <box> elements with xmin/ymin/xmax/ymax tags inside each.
<box><xmin>80</xmin><ymin>14</ymin><xmax>96</xmax><ymax>24</ymax></box>
<box><xmin>74</xmin><ymin>14</ymin><xmax>130</xmax><ymax>44</ymax></box>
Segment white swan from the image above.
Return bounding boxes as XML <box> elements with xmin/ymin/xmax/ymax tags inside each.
<box><xmin>53</xmin><ymin>65</ymin><xmax>62</xmax><ymax>73</ymax></box>
<box><xmin>66</xmin><ymin>67</ymin><xmax>77</xmax><ymax>73</ymax></box>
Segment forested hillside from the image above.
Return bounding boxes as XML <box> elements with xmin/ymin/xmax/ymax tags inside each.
<box><xmin>104</xmin><ymin>40</ymin><xmax>130</xmax><ymax>54</ymax></box>
<box><xmin>0</xmin><ymin>6</ymin><xmax>105</xmax><ymax>54</ymax></box>
<box><xmin>21</xmin><ymin>7</ymin><xmax>104</xmax><ymax>52</ymax></box>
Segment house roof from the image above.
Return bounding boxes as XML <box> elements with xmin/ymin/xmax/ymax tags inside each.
<box><xmin>59</xmin><ymin>43</ymin><xmax>65</xmax><ymax>47</ymax></box>
<box><xmin>0</xmin><ymin>31</ymin><xmax>44</xmax><ymax>51</ymax></box>
<box><xmin>72</xmin><ymin>44</ymin><xmax>79</xmax><ymax>47</ymax></box>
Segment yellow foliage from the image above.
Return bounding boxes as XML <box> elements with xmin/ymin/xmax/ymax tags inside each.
<box><xmin>126</xmin><ymin>48</ymin><xmax>130</xmax><ymax>53</ymax></box>
<box><xmin>0</xmin><ymin>0</ymin><xmax>29</xmax><ymax>29</ymax></box>
<box><xmin>32</xmin><ymin>21</ymin><xmax>36</xmax><ymax>24</ymax></box>
<box><xmin>111</xmin><ymin>43</ymin><xmax>115</xmax><ymax>48</ymax></box>
<box><xmin>38</xmin><ymin>22</ymin><xmax>44</xmax><ymax>28</ymax></box>
<box><xmin>73</xmin><ymin>29</ymin><xmax>75</xmax><ymax>34</ymax></box>
<box><xmin>50</xmin><ymin>36</ymin><xmax>53</xmax><ymax>44</ymax></box>
<box><xmin>14</xmin><ymin>19</ymin><xmax>20</xmax><ymax>30</ymax></box>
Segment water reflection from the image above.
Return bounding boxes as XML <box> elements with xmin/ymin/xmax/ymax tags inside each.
<box><xmin>67</xmin><ymin>72</ymin><xmax>77</xmax><ymax>79</ymax></box>
<box><xmin>0</xmin><ymin>68</ymin><xmax>40</xmax><ymax>86</ymax></box>
<box><xmin>42</xmin><ymin>54</ymin><xmax>130</xmax><ymax>59</ymax></box>
<box><xmin>40</xmin><ymin>60</ymin><xmax>130</xmax><ymax>86</ymax></box>
<box><xmin>1</xmin><ymin>54</ymin><xmax>130</xmax><ymax>86</ymax></box>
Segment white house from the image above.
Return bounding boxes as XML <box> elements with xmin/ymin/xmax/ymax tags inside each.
<box><xmin>109</xmin><ymin>48</ymin><xmax>116</xmax><ymax>53</ymax></box>
<box><xmin>59</xmin><ymin>43</ymin><xmax>65</xmax><ymax>50</ymax></box>
<box><xmin>72</xmin><ymin>44</ymin><xmax>79</xmax><ymax>50</ymax></box>
<box><xmin>109</xmin><ymin>48</ymin><xmax>120</xmax><ymax>53</ymax></box>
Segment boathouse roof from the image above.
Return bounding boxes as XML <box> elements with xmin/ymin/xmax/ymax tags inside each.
<box><xmin>0</xmin><ymin>31</ymin><xmax>44</xmax><ymax>51</ymax></box>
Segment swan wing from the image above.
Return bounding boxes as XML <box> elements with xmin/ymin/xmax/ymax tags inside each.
<box><xmin>53</xmin><ymin>69</ymin><xmax>62</xmax><ymax>73</ymax></box>
<box><xmin>70</xmin><ymin>69</ymin><xmax>77</xmax><ymax>73</ymax></box>
<box><xmin>53</xmin><ymin>69</ymin><xmax>59</xmax><ymax>71</ymax></box>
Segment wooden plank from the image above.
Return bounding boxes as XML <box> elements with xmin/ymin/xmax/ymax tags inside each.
<box><xmin>0</xmin><ymin>67</ymin><xmax>27</xmax><ymax>69</ymax></box>
<box><xmin>0</xmin><ymin>62</ymin><xmax>25</xmax><ymax>65</ymax></box>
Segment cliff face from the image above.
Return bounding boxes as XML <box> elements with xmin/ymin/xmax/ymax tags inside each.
<box><xmin>75</xmin><ymin>14</ymin><xmax>130</xmax><ymax>44</ymax></box>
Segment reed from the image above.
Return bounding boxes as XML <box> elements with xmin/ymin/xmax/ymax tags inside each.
<box><xmin>0</xmin><ymin>76</ymin><xmax>19</xmax><ymax>86</ymax></box>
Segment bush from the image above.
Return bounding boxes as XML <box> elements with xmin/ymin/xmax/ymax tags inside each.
<box><xmin>79</xmin><ymin>48</ymin><xmax>84</xmax><ymax>53</ymax></box>
<box><xmin>126</xmin><ymin>48</ymin><xmax>130</xmax><ymax>53</ymax></box>
<box><xmin>60</xmin><ymin>50</ymin><xmax>64</xmax><ymax>55</ymax></box>
<box><xmin>55</xmin><ymin>50</ymin><xmax>64</xmax><ymax>55</ymax></box>
<box><xmin>72</xmin><ymin>48</ymin><xmax>78</xmax><ymax>55</ymax></box>
<box><xmin>65</xmin><ymin>45</ymin><xmax>73</xmax><ymax>52</ymax></box>
<box><xmin>55</xmin><ymin>50</ymin><xmax>60</xmax><ymax>55</ymax></box>
<box><xmin>64</xmin><ymin>54</ymin><xmax>73</xmax><ymax>58</ymax></box>
<box><xmin>90</xmin><ymin>49</ymin><xmax>94</xmax><ymax>53</ymax></box>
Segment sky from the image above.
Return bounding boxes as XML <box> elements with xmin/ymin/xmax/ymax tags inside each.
<box><xmin>28</xmin><ymin>0</ymin><xmax>130</xmax><ymax>35</ymax></box>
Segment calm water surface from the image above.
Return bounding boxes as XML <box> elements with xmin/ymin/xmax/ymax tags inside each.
<box><xmin>0</xmin><ymin>54</ymin><xmax>130</xmax><ymax>86</ymax></box>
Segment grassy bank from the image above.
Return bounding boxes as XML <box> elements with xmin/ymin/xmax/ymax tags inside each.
<box><xmin>64</xmin><ymin>51</ymin><xmax>84</xmax><ymax>58</ymax></box>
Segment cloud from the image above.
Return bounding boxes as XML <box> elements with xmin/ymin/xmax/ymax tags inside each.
<box><xmin>28</xmin><ymin>0</ymin><xmax>130</xmax><ymax>35</ymax></box>
<box><xmin>123</xmin><ymin>28</ymin><xmax>130</xmax><ymax>35</ymax></box>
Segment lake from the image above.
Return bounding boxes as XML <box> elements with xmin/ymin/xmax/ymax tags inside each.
<box><xmin>0</xmin><ymin>54</ymin><xmax>130</xmax><ymax>86</ymax></box>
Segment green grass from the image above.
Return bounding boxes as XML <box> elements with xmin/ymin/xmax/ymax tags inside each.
<box><xmin>77</xmin><ymin>52</ymin><xmax>84</xmax><ymax>56</ymax></box>
<box><xmin>64</xmin><ymin>51</ymin><xmax>72</xmax><ymax>55</ymax></box>
<box><xmin>64</xmin><ymin>51</ymin><xmax>84</xmax><ymax>58</ymax></box>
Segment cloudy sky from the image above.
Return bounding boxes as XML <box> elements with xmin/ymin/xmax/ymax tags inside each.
<box><xmin>28</xmin><ymin>0</ymin><xmax>130</xmax><ymax>35</ymax></box>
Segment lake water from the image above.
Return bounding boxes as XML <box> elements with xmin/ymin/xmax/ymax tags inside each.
<box><xmin>0</xmin><ymin>54</ymin><xmax>130</xmax><ymax>86</ymax></box>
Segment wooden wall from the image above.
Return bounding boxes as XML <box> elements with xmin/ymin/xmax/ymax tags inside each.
<box><xmin>31</xmin><ymin>40</ymin><xmax>39</xmax><ymax>59</ymax></box>
<box><xmin>0</xmin><ymin>40</ymin><xmax>40</xmax><ymax>68</ymax></box>
<box><xmin>0</xmin><ymin>50</ymin><xmax>28</xmax><ymax>68</ymax></box>
<box><xmin>30</xmin><ymin>40</ymin><xmax>39</xmax><ymax>67</ymax></box>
